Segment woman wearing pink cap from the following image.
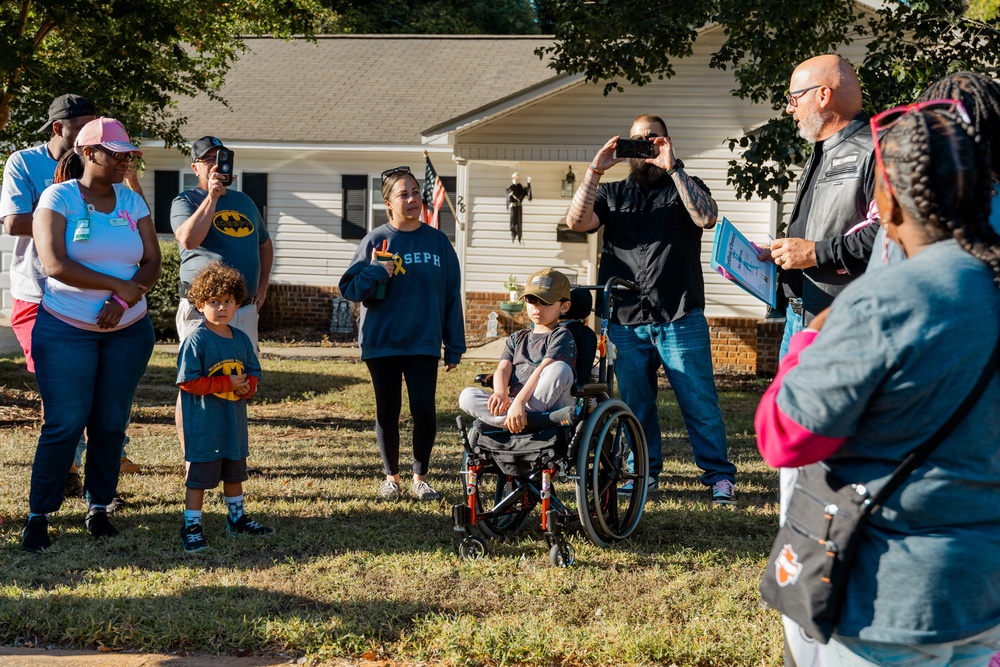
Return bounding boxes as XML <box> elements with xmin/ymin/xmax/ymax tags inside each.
<box><xmin>20</xmin><ymin>117</ymin><xmax>161</xmax><ymax>552</ymax></box>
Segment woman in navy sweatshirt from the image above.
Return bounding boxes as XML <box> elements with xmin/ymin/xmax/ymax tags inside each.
<box><xmin>339</xmin><ymin>166</ymin><xmax>465</xmax><ymax>502</ymax></box>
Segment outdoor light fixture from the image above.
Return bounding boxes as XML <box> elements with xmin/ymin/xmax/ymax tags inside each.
<box><xmin>561</xmin><ymin>166</ymin><xmax>576</xmax><ymax>197</ymax></box>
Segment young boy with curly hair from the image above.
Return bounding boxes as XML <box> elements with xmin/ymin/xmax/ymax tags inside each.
<box><xmin>176</xmin><ymin>262</ymin><xmax>272</xmax><ymax>553</ymax></box>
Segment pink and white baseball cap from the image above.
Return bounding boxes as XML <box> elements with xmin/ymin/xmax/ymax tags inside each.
<box><xmin>74</xmin><ymin>117</ymin><xmax>143</xmax><ymax>155</ymax></box>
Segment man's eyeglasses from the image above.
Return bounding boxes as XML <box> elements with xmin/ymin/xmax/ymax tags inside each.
<box><xmin>870</xmin><ymin>98</ymin><xmax>971</xmax><ymax>198</ymax></box>
<box><xmin>523</xmin><ymin>294</ymin><xmax>554</xmax><ymax>306</ymax></box>
<box><xmin>629</xmin><ymin>133</ymin><xmax>660</xmax><ymax>140</ymax></box>
<box><xmin>785</xmin><ymin>85</ymin><xmax>823</xmax><ymax>107</ymax></box>
<box><xmin>99</xmin><ymin>147</ymin><xmax>135</xmax><ymax>163</ymax></box>
<box><xmin>381</xmin><ymin>166</ymin><xmax>411</xmax><ymax>182</ymax></box>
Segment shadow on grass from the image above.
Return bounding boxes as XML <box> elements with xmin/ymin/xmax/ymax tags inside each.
<box><xmin>0</xmin><ymin>581</ymin><xmax>451</xmax><ymax>654</ymax></box>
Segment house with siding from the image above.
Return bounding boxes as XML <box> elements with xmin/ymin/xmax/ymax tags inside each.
<box><xmin>1</xmin><ymin>30</ymin><xmax>871</xmax><ymax>373</ymax></box>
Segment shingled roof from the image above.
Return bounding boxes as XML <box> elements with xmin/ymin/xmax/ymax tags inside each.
<box><xmin>174</xmin><ymin>36</ymin><xmax>559</xmax><ymax>145</ymax></box>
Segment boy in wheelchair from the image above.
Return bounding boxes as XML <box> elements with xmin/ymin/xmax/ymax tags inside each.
<box><xmin>454</xmin><ymin>273</ymin><xmax>649</xmax><ymax>566</ymax></box>
<box><xmin>458</xmin><ymin>268</ymin><xmax>577</xmax><ymax>432</ymax></box>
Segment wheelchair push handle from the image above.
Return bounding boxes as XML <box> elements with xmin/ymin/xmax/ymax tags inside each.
<box><xmin>606</xmin><ymin>277</ymin><xmax>639</xmax><ymax>294</ymax></box>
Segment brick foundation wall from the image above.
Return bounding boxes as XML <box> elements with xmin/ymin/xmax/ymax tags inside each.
<box><xmin>755</xmin><ymin>320</ymin><xmax>784</xmax><ymax>377</ymax></box>
<box><xmin>706</xmin><ymin>316</ymin><xmax>757</xmax><ymax>374</ymax></box>
<box><xmin>258</xmin><ymin>285</ymin><xmax>783</xmax><ymax>375</ymax></box>
<box><xmin>258</xmin><ymin>284</ymin><xmax>343</xmax><ymax>332</ymax></box>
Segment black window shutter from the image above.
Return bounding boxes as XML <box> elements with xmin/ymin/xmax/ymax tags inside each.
<box><xmin>242</xmin><ymin>172</ymin><xmax>268</xmax><ymax>224</ymax></box>
<box><xmin>437</xmin><ymin>176</ymin><xmax>457</xmax><ymax>243</ymax></box>
<box><xmin>342</xmin><ymin>175</ymin><xmax>367</xmax><ymax>240</ymax></box>
<box><xmin>153</xmin><ymin>170</ymin><xmax>180</xmax><ymax>234</ymax></box>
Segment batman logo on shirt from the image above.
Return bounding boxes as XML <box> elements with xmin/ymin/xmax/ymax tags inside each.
<box><xmin>213</xmin><ymin>211</ymin><xmax>254</xmax><ymax>237</ymax></box>
<box><xmin>208</xmin><ymin>358</ymin><xmax>246</xmax><ymax>401</ymax></box>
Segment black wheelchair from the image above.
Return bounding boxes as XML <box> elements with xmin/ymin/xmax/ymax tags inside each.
<box><xmin>453</xmin><ymin>278</ymin><xmax>649</xmax><ymax>567</ymax></box>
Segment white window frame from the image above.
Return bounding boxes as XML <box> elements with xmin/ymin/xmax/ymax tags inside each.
<box><xmin>180</xmin><ymin>169</ymin><xmax>244</xmax><ymax>193</ymax></box>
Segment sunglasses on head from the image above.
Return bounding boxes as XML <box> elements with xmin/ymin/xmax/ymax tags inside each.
<box><xmin>381</xmin><ymin>166</ymin><xmax>411</xmax><ymax>182</ymax></box>
<box><xmin>871</xmin><ymin>98</ymin><xmax>971</xmax><ymax>198</ymax></box>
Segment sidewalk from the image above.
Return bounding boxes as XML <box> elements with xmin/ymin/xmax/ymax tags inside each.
<box><xmin>1</xmin><ymin>318</ymin><xmax>505</xmax><ymax>363</ymax></box>
<box><xmin>0</xmin><ymin>647</ymin><xmax>293</xmax><ymax>666</ymax></box>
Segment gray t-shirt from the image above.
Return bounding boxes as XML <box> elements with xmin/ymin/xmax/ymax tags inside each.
<box><xmin>502</xmin><ymin>327</ymin><xmax>577</xmax><ymax>390</ymax></box>
<box><xmin>177</xmin><ymin>325</ymin><xmax>262</xmax><ymax>463</ymax></box>
<box><xmin>0</xmin><ymin>144</ymin><xmax>57</xmax><ymax>302</ymax></box>
<box><xmin>170</xmin><ymin>188</ymin><xmax>269</xmax><ymax>298</ymax></box>
<box><xmin>778</xmin><ymin>240</ymin><xmax>1000</xmax><ymax>644</ymax></box>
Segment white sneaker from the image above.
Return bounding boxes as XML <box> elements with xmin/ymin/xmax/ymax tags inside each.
<box><xmin>412</xmin><ymin>480</ymin><xmax>441</xmax><ymax>501</ymax></box>
<box><xmin>712</xmin><ymin>479</ymin><xmax>736</xmax><ymax>505</ymax></box>
<box><xmin>378</xmin><ymin>479</ymin><xmax>401</xmax><ymax>501</ymax></box>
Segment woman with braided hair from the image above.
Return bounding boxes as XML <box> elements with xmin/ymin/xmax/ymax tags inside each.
<box><xmin>756</xmin><ymin>102</ymin><xmax>1000</xmax><ymax>664</ymax></box>
<box><xmin>870</xmin><ymin>71</ymin><xmax>1000</xmax><ymax>269</ymax></box>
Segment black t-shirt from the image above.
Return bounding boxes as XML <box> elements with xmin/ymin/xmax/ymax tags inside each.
<box><xmin>592</xmin><ymin>175</ymin><xmax>709</xmax><ymax>324</ymax></box>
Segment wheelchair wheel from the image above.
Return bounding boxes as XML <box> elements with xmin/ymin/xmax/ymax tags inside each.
<box><xmin>461</xmin><ymin>452</ymin><xmax>534</xmax><ymax>539</ymax></box>
<box><xmin>549</xmin><ymin>542</ymin><xmax>575</xmax><ymax>568</ymax></box>
<box><xmin>459</xmin><ymin>535</ymin><xmax>489</xmax><ymax>561</ymax></box>
<box><xmin>574</xmin><ymin>399</ymin><xmax>648</xmax><ymax>547</ymax></box>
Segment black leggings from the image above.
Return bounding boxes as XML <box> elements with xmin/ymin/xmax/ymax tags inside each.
<box><xmin>365</xmin><ymin>355</ymin><xmax>440</xmax><ymax>476</ymax></box>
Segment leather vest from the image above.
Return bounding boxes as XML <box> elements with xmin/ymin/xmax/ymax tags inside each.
<box><xmin>787</xmin><ymin>116</ymin><xmax>876</xmax><ymax>316</ymax></box>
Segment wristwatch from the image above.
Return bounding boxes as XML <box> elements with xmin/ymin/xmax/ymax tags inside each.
<box><xmin>666</xmin><ymin>159</ymin><xmax>684</xmax><ymax>177</ymax></box>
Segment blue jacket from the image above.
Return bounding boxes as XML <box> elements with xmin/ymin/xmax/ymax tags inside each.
<box><xmin>339</xmin><ymin>223</ymin><xmax>466</xmax><ymax>364</ymax></box>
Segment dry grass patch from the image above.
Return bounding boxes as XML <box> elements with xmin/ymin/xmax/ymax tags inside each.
<box><xmin>0</xmin><ymin>352</ymin><xmax>782</xmax><ymax>666</ymax></box>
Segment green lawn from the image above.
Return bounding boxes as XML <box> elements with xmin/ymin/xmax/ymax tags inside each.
<box><xmin>0</xmin><ymin>351</ymin><xmax>783</xmax><ymax>666</ymax></box>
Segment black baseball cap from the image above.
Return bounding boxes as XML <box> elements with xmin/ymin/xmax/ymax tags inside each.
<box><xmin>38</xmin><ymin>94</ymin><xmax>96</xmax><ymax>134</ymax></box>
<box><xmin>191</xmin><ymin>136</ymin><xmax>227</xmax><ymax>160</ymax></box>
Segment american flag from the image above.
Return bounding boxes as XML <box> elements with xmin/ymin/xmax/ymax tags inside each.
<box><xmin>421</xmin><ymin>154</ymin><xmax>446</xmax><ymax>229</ymax></box>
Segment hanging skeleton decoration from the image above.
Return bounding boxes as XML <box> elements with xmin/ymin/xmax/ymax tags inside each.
<box><xmin>506</xmin><ymin>171</ymin><xmax>532</xmax><ymax>243</ymax></box>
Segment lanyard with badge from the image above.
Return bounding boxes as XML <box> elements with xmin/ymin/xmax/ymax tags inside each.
<box><xmin>72</xmin><ymin>185</ymin><xmax>137</xmax><ymax>242</ymax></box>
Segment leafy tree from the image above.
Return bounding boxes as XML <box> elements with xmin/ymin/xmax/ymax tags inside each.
<box><xmin>539</xmin><ymin>0</ymin><xmax>1000</xmax><ymax>203</ymax></box>
<box><xmin>0</xmin><ymin>0</ymin><xmax>319</xmax><ymax>159</ymax></box>
<box><xmin>319</xmin><ymin>0</ymin><xmax>540</xmax><ymax>34</ymax></box>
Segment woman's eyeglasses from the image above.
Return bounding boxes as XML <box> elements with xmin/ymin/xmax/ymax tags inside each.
<box><xmin>870</xmin><ymin>98</ymin><xmax>971</xmax><ymax>197</ymax></box>
<box><xmin>381</xmin><ymin>166</ymin><xmax>411</xmax><ymax>182</ymax></box>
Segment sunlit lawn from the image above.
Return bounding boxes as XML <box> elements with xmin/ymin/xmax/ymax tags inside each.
<box><xmin>0</xmin><ymin>350</ymin><xmax>782</xmax><ymax>666</ymax></box>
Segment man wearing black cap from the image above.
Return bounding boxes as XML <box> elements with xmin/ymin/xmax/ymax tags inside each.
<box><xmin>170</xmin><ymin>136</ymin><xmax>273</xmax><ymax>351</ymax></box>
<box><xmin>2</xmin><ymin>95</ymin><xmax>95</xmax><ymax>344</ymax></box>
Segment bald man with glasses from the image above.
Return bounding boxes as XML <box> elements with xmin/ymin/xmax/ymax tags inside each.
<box><xmin>758</xmin><ymin>54</ymin><xmax>879</xmax><ymax>359</ymax></box>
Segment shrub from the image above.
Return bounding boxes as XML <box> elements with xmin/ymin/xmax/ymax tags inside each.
<box><xmin>147</xmin><ymin>239</ymin><xmax>180</xmax><ymax>341</ymax></box>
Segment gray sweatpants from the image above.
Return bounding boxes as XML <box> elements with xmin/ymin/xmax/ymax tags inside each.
<box><xmin>459</xmin><ymin>361</ymin><xmax>574</xmax><ymax>428</ymax></box>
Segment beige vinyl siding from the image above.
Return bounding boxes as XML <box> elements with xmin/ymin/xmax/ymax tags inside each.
<box><xmin>463</xmin><ymin>162</ymin><xmax>592</xmax><ymax>292</ymax></box>
<box><xmin>138</xmin><ymin>147</ymin><xmax>456</xmax><ymax>289</ymax></box>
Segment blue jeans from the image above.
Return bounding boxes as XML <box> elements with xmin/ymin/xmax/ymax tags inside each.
<box><xmin>73</xmin><ymin>433</ymin><xmax>131</xmax><ymax>468</ymax></box>
<box><xmin>787</xmin><ymin>616</ymin><xmax>1000</xmax><ymax>666</ymax></box>
<box><xmin>609</xmin><ymin>310</ymin><xmax>735</xmax><ymax>485</ymax></box>
<box><xmin>779</xmin><ymin>303</ymin><xmax>806</xmax><ymax>360</ymax></box>
<box><xmin>29</xmin><ymin>308</ymin><xmax>154</xmax><ymax>513</ymax></box>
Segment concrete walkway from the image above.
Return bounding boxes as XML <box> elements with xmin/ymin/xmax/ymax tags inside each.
<box><xmin>0</xmin><ymin>647</ymin><xmax>295</xmax><ymax>666</ymax></box>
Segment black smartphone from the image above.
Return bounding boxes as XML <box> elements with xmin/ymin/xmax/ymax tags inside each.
<box><xmin>215</xmin><ymin>148</ymin><xmax>235</xmax><ymax>184</ymax></box>
<box><xmin>615</xmin><ymin>139</ymin><xmax>655</xmax><ymax>159</ymax></box>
